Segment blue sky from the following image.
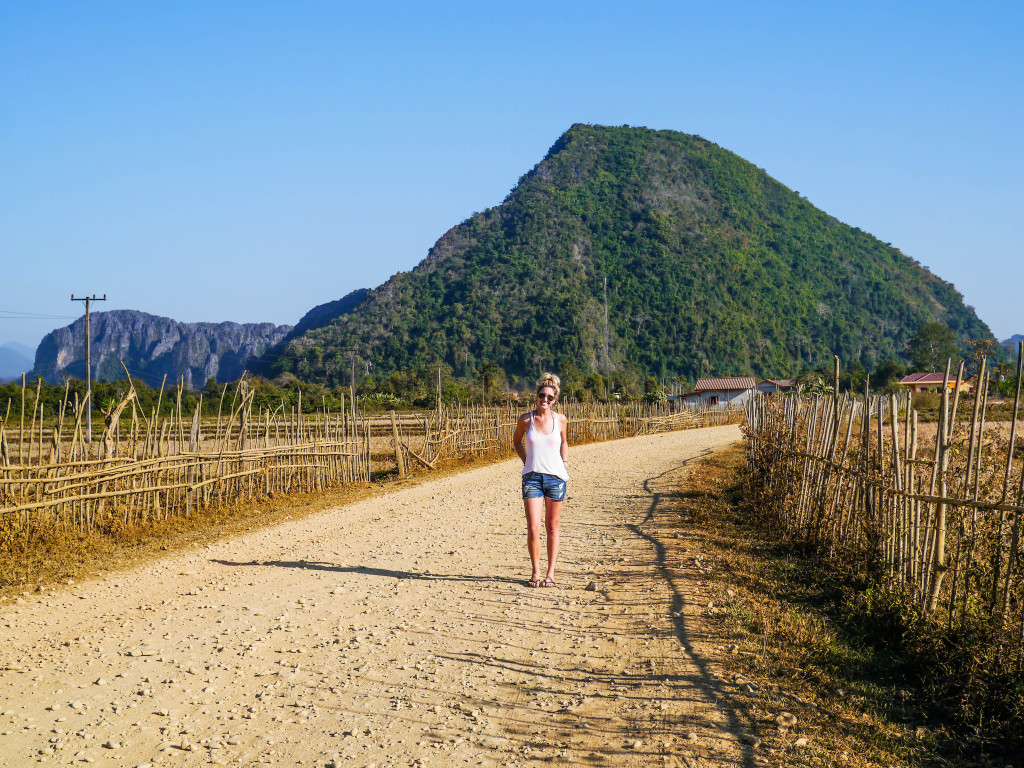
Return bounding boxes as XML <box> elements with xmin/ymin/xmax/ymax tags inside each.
<box><xmin>2</xmin><ymin>1</ymin><xmax>1021</xmax><ymax>354</ymax></box>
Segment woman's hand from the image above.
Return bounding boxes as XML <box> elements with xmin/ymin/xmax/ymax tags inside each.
<box><xmin>512</xmin><ymin>414</ymin><xmax>530</xmax><ymax>464</ymax></box>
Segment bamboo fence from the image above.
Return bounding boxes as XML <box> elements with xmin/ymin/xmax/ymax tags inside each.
<box><xmin>1</xmin><ymin>371</ymin><xmax>741</xmax><ymax>541</ymax></box>
<box><xmin>744</xmin><ymin>348</ymin><xmax>1024</xmax><ymax>668</ymax></box>
<box><xmin>405</xmin><ymin>398</ymin><xmax>742</xmax><ymax>469</ymax></box>
<box><xmin>0</xmin><ymin>378</ymin><xmax>370</xmax><ymax>540</ymax></box>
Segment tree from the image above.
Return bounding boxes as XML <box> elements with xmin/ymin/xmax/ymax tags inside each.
<box><xmin>834</xmin><ymin>360</ymin><xmax>868</xmax><ymax>394</ymax></box>
<box><xmin>907</xmin><ymin>322</ymin><xmax>957</xmax><ymax>372</ymax></box>
<box><xmin>870</xmin><ymin>359</ymin><xmax>906</xmax><ymax>390</ymax></box>
<box><xmin>557</xmin><ymin>361</ymin><xmax>585</xmax><ymax>400</ymax></box>
<box><xmin>993</xmin><ymin>360</ymin><xmax>1017</xmax><ymax>398</ymax></box>
<box><xmin>479</xmin><ymin>361</ymin><xmax>505</xmax><ymax>404</ymax></box>
<box><xmin>643</xmin><ymin>387</ymin><xmax>668</xmax><ymax>404</ymax></box>
<box><xmin>795</xmin><ymin>370</ymin><xmax>830</xmax><ymax>396</ymax></box>
<box><xmin>963</xmin><ymin>337</ymin><xmax>999</xmax><ymax>376</ymax></box>
<box><xmin>616</xmin><ymin>364</ymin><xmax>644</xmax><ymax>400</ymax></box>
<box><xmin>672</xmin><ymin>374</ymin><xmax>692</xmax><ymax>395</ymax></box>
<box><xmin>993</xmin><ymin>360</ymin><xmax>1014</xmax><ymax>383</ymax></box>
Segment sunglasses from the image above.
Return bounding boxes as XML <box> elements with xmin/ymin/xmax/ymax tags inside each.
<box><xmin>536</xmin><ymin>393</ymin><xmax>556</xmax><ymax>402</ymax></box>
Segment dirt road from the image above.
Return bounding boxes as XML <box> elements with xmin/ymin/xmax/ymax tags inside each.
<box><xmin>1</xmin><ymin>424</ymin><xmax>756</xmax><ymax>768</ymax></box>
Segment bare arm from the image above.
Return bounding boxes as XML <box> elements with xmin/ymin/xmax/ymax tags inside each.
<box><xmin>512</xmin><ymin>414</ymin><xmax>530</xmax><ymax>464</ymax></box>
<box><xmin>560</xmin><ymin>414</ymin><xmax>569</xmax><ymax>465</ymax></box>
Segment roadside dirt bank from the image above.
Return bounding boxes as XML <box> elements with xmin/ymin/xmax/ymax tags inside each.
<box><xmin>1</xmin><ymin>424</ymin><xmax>756</xmax><ymax>768</ymax></box>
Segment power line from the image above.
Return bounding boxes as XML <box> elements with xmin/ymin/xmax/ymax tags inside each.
<box><xmin>0</xmin><ymin>309</ymin><xmax>75</xmax><ymax>317</ymax></box>
<box><xmin>0</xmin><ymin>310</ymin><xmax>76</xmax><ymax>320</ymax></box>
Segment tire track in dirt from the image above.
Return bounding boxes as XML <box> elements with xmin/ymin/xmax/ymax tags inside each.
<box><xmin>0</xmin><ymin>424</ymin><xmax>754</xmax><ymax>768</ymax></box>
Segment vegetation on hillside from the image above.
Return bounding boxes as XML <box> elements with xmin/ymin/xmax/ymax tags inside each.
<box><xmin>264</xmin><ymin>124</ymin><xmax>993</xmax><ymax>386</ymax></box>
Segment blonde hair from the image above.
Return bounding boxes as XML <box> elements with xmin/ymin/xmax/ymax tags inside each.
<box><xmin>536</xmin><ymin>372</ymin><xmax>561</xmax><ymax>399</ymax></box>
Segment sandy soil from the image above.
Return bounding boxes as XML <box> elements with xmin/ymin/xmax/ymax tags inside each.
<box><xmin>1</xmin><ymin>424</ymin><xmax>757</xmax><ymax>768</ymax></box>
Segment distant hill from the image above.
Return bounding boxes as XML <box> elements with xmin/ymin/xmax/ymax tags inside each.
<box><xmin>1003</xmin><ymin>334</ymin><xmax>1023</xmax><ymax>349</ymax></box>
<box><xmin>288</xmin><ymin>289</ymin><xmax>369</xmax><ymax>339</ymax></box>
<box><xmin>268</xmin><ymin>124</ymin><xmax>992</xmax><ymax>386</ymax></box>
<box><xmin>251</xmin><ymin>289</ymin><xmax>368</xmax><ymax>375</ymax></box>
<box><xmin>32</xmin><ymin>310</ymin><xmax>291</xmax><ymax>388</ymax></box>
<box><xmin>2</xmin><ymin>341</ymin><xmax>35</xmax><ymax>359</ymax></box>
<box><xmin>0</xmin><ymin>343</ymin><xmax>34</xmax><ymax>382</ymax></box>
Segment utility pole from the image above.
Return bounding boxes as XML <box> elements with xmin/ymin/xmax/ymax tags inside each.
<box><xmin>71</xmin><ymin>293</ymin><xmax>106</xmax><ymax>442</ymax></box>
<box><xmin>603</xmin><ymin>277</ymin><xmax>611</xmax><ymax>401</ymax></box>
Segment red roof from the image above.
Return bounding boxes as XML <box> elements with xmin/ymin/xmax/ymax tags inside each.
<box><xmin>899</xmin><ymin>373</ymin><xmax>949</xmax><ymax>385</ymax></box>
<box><xmin>693</xmin><ymin>376</ymin><xmax>757</xmax><ymax>392</ymax></box>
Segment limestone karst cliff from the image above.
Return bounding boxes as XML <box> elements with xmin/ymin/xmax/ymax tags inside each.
<box><xmin>32</xmin><ymin>310</ymin><xmax>291</xmax><ymax>388</ymax></box>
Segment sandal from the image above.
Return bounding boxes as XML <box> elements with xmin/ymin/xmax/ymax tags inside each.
<box><xmin>540</xmin><ymin>577</ymin><xmax>556</xmax><ymax>588</ymax></box>
<box><xmin>526</xmin><ymin>578</ymin><xmax>541</xmax><ymax>588</ymax></box>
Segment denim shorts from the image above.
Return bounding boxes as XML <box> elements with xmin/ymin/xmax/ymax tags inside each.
<box><xmin>522</xmin><ymin>471</ymin><xmax>567</xmax><ymax>501</ymax></box>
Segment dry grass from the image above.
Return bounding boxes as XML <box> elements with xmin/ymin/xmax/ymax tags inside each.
<box><xmin>667</xmin><ymin>444</ymin><xmax>1011</xmax><ymax>768</ymax></box>
<box><xmin>911</xmin><ymin>391</ymin><xmax>1017</xmax><ymax>424</ymax></box>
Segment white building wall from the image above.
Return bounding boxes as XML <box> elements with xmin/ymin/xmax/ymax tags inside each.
<box><xmin>680</xmin><ymin>388</ymin><xmax>754</xmax><ymax>407</ymax></box>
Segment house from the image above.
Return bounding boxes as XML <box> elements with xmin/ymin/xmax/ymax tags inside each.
<box><xmin>679</xmin><ymin>376</ymin><xmax>758</xmax><ymax>407</ymax></box>
<box><xmin>757</xmin><ymin>378</ymin><xmax>796</xmax><ymax>394</ymax></box>
<box><xmin>897</xmin><ymin>373</ymin><xmax>973</xmax><ymax>394</ymax></box>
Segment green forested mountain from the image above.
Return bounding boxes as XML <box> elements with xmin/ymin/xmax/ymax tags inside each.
<box><xmin>266</xmin><ymin>124</ymin><xmax>992</xmax><ymax>387</ymax></box>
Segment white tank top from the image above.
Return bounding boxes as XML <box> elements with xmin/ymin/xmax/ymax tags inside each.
<box><xmin>522</xmin><ymin>411</ymin><xmax>568</xmax><ymax>480</ymax></box>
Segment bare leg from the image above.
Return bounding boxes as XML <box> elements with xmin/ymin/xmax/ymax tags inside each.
<box><xmin>544</xmin><ymin>498</ymin><xmax>562</xmax><ymax>582</ymax></box>
<box><xmin>524</xmin><ymin>497</ymin><xmax>545</xmax><ymax>582</ymax></box>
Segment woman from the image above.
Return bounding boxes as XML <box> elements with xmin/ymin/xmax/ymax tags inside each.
<box><xmin>512</xmin><ymin>373</ymin><xmax>569</xmax><ymax>588</ymax></box>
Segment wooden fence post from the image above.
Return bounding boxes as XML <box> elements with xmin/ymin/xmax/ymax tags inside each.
<box><xmin>390</xmin><ymin>410</ymin><xmax>406</xmax><ymax>477</ymax></box>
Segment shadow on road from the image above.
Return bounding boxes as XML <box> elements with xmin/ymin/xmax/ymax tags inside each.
<box><xmin>210</xmin><ymin>559</ymin><xmax>523</xmax><ymax>585</ymax></box>
<box><xmin>622</xmin><ymin>445</ymin><xmax>760</xmax><ymax>766</ymax></box>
